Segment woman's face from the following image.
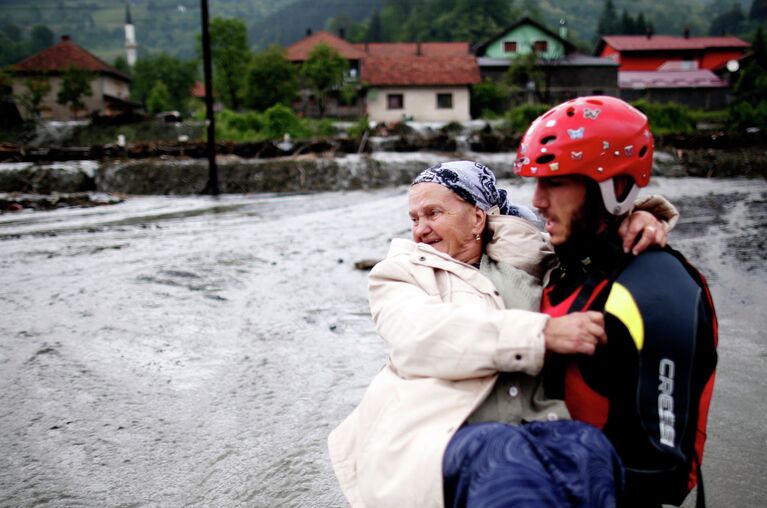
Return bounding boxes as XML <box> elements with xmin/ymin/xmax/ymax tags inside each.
<box><xmin>408</xmin><ymin>183</ymin><xmax>486</xmax><ymax>265</ymax></box>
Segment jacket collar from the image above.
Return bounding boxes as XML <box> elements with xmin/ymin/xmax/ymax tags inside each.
<box><xmin>387</xmin><ymin>239</ymin><xmax>502</xmax><ymax>296</ymax></box>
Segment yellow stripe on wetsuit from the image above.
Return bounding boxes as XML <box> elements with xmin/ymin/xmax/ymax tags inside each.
<box><xmin>604</xmin><ymin>282</ymin><xmax>644</xmax><ymax>351</ymax></box>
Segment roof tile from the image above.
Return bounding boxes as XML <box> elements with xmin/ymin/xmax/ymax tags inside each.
<box><xmin>603</xmin><ymin>35</ymin><xmax>750</xmax><ymax>51</ymax></box>
<box><xmin>361</xmin><ymin>54</ymin><xmax>480</xmax><ymax>86</ymax></box>
<box><xmin>285</xmin><ymin>31</ymin><xmax>366</xmax><ymax>61</ymax></box>
<box><xmin>13</xmin><ymin>36</ymin><xmax>130</xmax><ymax>80</ymax></box>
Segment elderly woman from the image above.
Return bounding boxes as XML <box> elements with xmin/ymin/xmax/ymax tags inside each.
<box><xmin>329</xmin><ymin>161</ymin><xmax>674</xmax><ymax>508</ymax></box>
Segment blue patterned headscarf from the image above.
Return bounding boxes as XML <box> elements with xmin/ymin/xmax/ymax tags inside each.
<box><xmin>412</xmin><ymin>160</ymin><xmax>537</xmax><ymax>221</ymax></box>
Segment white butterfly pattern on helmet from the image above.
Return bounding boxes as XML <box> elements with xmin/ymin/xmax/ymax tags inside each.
<box><xmin>584</xmin><ymin>108</ymin><xmax>601</xmax><ymax>120</ymax></box>
<box><xmin>567</xmin><ymin>127</ymin><xmax>585</xmax><ymax>139</ymax></box>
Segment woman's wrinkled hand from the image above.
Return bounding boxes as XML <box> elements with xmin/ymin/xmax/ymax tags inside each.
<box><xmin>543</xmin><ymin>311</ymin><xmax>606</xmax><ymax>355</ymax></box>
<box><xmin>619</xmin><ymin>210</ymin><xmax>667</xmax><ymax>255</ymax></box>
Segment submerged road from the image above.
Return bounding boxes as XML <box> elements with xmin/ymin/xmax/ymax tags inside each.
<box><xmin>0</xmin><ymin>176</ymin><xmax>765</xmax><ymax>507</ymax></box>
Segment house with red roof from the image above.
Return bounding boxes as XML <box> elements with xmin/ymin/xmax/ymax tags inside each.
<box><xmin>359</xmin><ymin>41</ymin><xmax>480</xmax><ymax>123</ymax></box>
<box><xmin>595</xmin><ymin>34</ymin><xmax>750</xmax><ymax>108</ymax></box>
<box><xmin>285</xmin><ymin>31</ymin><xmax>480</xmax><ymax>122</ymax></box>
<box><xmin>11</xmin><ymin>35</ymin><xmax>134</xmax><ymax>121</ymax></box>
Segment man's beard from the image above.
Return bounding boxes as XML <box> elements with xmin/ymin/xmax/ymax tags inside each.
<box><xmin>553</xmin><ymin>181</ymin><xmax>606</xmax><ymax>261</ymax></box>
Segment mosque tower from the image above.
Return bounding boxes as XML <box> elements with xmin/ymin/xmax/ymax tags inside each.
<box><xmin>124</xmin><ymin>2</ymin><xmax>137</xmax><ymax>66</ymax></box>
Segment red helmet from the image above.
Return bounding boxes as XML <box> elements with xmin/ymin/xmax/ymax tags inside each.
<box><xmin>514</xmin><ymin>96</ymin><xmax>654</xmax><ymax>214</ymax></box>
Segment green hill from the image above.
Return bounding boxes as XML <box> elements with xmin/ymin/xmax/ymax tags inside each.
<box><xmin>0</xmin><ymin>0</ymin><xmax>756</xmax><ymax>65</ymax></box>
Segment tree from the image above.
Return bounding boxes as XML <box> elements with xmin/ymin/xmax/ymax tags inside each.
<box><xmin>754</xmin><ymin>25</ymin><xmax>767</xmax><ymax>69</ymax></box>
<box><xmin>505</xmin><ymin>52</ymin><xmax>547</xmax><ymax>104</ymax></box>
<box><xmin>709</xmin><ymin>3</ymin><xmax>745</xmax><ymax>36</ymax></box>
<box><xmin>729</xmin><ymin>27</ymin><xmax>767</xmax><ymax>129</ymax></box>
<box><xmin>15</xmin><ymin>74</ymin><xmax>51</xmax><ymax>119</ymax></box>
<box><xmin>635</xmin><ymin>14</ymin><xmax>649</xmax><ymax>36</ymax></box>
<box><xmin>207</xmin><ymin>17</ymin><xmax>250</xmax><ymax>110</ymax></box>
<box><xmin>1</xmin><ymin>22</ymin><xmax>22</xmax><ymax>43</ymax></box>
<box><xmin>751</xmin><ymin>0</ymin><xmax>767</xmax><ymax>22</ymax></box>
<box><xmin>30</xmin><ymin>25</ymin><xmax>54</xmax><ymax>53</ymax></box>
<box><xmin>365</xmin><ymin>10</ymin><xmax>383</xmax><ymax>42</ymax></box>
<box><xmin>621</xmin><ymin>10</ymin><xmax>636</xmax><ymax>35</ymax></box>
<box><xmin>596</xmin><ymin>0</ymin><xmax>621</xmax><ymax>38</ymax></box>
<box><xmin>113</xmin><ymin>55</ymin><xmax>131</xmax><ymax>76</ymax></box>
<box><xmin>301</xmin><ymin>43</ymin><xmax>348</xmax><ymax>117</ymax></box>
<box><xmin>470</xmin><ymin>79</ymin><xmax>510</xmax><ymax>118</ymax></box>
<box><xmin>132</xmin><ymin>54</ymin><xmax>198</xmax><ymax>112</ymax></box>
<box><xmin>146</xmin><ymin>80</ymin><xmax>172</xmax><ymax>114</ymax></box>
<box><xmin>56</xmin><ymin>66</ymin><xmax>93</xmax><ymax>119</ymax></box>
<box><xmin>242</xmin><ymin>45</ymin><xmax>298</xmax><ymax>111</ymax></box>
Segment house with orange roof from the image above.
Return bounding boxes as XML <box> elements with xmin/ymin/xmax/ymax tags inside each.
<box><xmin>285</xmin><ymin>31</ymin><xmax>480</xmax><ymax>122</ymax></box>
<box><xmin>11</xmin><ymin>35</ymin><xmax>135</xmax><ymax>121</ymax></box>
<box><xmin>595</xmin><ymin>34</ymin><xmax>750</xmax><ymax>108</ymax></box>
<box><xmin>359</xmin><ymin>41</ymin><xmax>480</xmax><ymax>123</ymax></box>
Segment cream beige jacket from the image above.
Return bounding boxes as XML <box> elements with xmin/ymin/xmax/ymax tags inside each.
<box><xmin>328</xmin><ymin>215</ymin><xmax>552</xmax><ymax>508</ymax></box>
<box><xmin>328</xmin><ymin>196</ymin><xmax>679</xmax><ymax>507</ymax></box>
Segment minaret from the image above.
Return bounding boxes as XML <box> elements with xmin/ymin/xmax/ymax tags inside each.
<box><xmin>125</xmin><ymin>2</ymin><xmax>137</xmax><ymax>66</ymax></box>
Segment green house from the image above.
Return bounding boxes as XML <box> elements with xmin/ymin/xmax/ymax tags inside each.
<box><xmin>474</xmin><ymin>17</ymin><xmax>618</xmax><ymax>105</ymax></box>
<box><xmin>476</xmin><ymin>16</ymin><xmax>574</xmax><ymax>61</ymax></box>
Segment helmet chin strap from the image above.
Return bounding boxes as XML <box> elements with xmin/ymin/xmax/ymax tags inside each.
<box><xmin>598</xmin><ymin>178</ymin><xmax>639</xmax><ymax>216</ymax></box>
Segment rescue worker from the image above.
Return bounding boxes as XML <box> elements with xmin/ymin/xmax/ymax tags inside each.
<box><xmin>515</xmin><ymin>96</ymin><xmax>718</xmax><ymax>507</ymax></box>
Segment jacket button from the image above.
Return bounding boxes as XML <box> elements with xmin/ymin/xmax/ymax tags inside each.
<box><xmin>419</xmin><ymin>256</ymin><xmax>426</xmax><ymax>262</ymax></box>
<box><xmin>515</xmin><ymin>354</ymin><xmax>523</xmax><ymax>361</ymax></box>
<box><xmin>547</xmin><ymin>412</ymin><xmax>559</xmax><ymax>421</ymax></box>
<box><xmin>493</xmin><ymin>290</ymin><xmax>500</xmax><ymax>296</ymax></box>
<box><xmin>508</xmin><ymin>386</ymin><xmax>519</xmax><ymax>398</ymax></box>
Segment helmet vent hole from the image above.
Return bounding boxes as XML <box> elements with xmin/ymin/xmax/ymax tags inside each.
<box><xmin>541</xmin><ymin>135</ymin><xmax>557</xmax><ymax>145</ymax></box>
<box><xmin>566</xmin><ymin>108</ymin><xmax>575</xmax><ymax>117</ymax></box>
<box><xmin>639</xmin><ymin>145</ymin><xmax>648</xmax><ymax>158</ymax></box>
<box><xmin>586</xmin><ymin>99</ymin><xmax>603</xmax><ymax>105</ymax></box>
<box><xmin>536</xmin><ymin>154</ymin><xmax>555</xmax><ymax>164</ymax></box>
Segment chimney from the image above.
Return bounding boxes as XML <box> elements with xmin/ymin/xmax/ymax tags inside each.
<box><xmin>306</xmin><ymin>28</ymin><xmax>312</xmax><ymax>37</ymax></box>
<box><xmin>364</xmin><ymin>42</ymin><xmax>369</xmax><ymax>53</ymax></box>
<box><xmin>645</xmin><ymin>28</ymin><xmax>652</xmax><ymax>39</ymax></box>
<box><xmin>416</xmin><ymin>41</ymin><xmax>422</xmax><ymax>56</ymax></box>
<box><xmin>61</xmin><ymin>35</ymin><xmax>71</xmax><ymax>42</ymax></box>
<box><xmin>339</xmin><ymin>27</ymin><xmax>345</xmax><ymax>40</ymax></box>
<box><xmin>559</xmin><ymin>19</ymin><xmax>567</xmax><ymax>40</ymax></box>
<box><xmin>683</xmin><ymin>27</ymin><xmax>690</xmax><ymax>39</ymax></box>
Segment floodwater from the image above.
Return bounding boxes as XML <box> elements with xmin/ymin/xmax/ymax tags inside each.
<box><xmin>0</xmin><ymin>176</ymin><xmax>765</xmax><ymax>507</ymax></box>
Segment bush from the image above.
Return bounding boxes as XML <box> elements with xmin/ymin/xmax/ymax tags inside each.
<box><xmin>727</xmin><ymin>101</ymin><xmax>767</xmax><ymax>131</ymax></box>
<box><xmin>689</xmin><ymin>108</ymin><xmax>729</xmax><ymax>129</ymax></box>
<box><xmin>262</xmin><ymin>104</ymin><xmax>310</xmax><ymax>139</ymax></box>
<box><xmin>504</xmin><ymin>104</ymin><xmax>551</xmax><ymax>134</ymax></box>
<box><xmin>347</xmin><ymin>116</ymin><xmax>370</xmax><ymax>139</ymax></box>
<box><xmin>314</xmin><ymin>118</ymin><xmax>337</xmax><ymax>137</ymax></box>
<box><xmin>630</xmin><ymin>100</ymin><xmax>696</xmax><ymax>135</ymax></box>
<box><xmin>215</xmin><ymin>109</ymin><xmax>264</xmax><ymax>141</ymax></box>
<box><xmin>471</xmin><ymin>80</ymin><xmax>510</xmax><ymax>118</ymax></box>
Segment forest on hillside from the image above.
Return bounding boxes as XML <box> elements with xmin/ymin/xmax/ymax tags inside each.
<box><xmin>0</xmin><ymin>0</ymin><xmax>762</xmax><ymax>65</ymax></box>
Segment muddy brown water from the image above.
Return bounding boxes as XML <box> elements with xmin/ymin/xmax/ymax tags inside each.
<box><xmin>0</xmin><ymin>177</ymin><xmax>765</xmax><ymax>507</ymax></box>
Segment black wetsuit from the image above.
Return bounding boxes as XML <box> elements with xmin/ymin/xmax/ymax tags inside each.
<box><xmin>541</xmin><ymin>228</ymin><xmax>718</xmax><ymax>507</ymax></box>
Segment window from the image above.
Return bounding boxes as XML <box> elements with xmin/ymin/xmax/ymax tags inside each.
<box><xmin>503</xmin><ymin>41</ymin><xmax>517</xmax><ymax>53</ymax></box>
<box><xmin>533</xmin><ymin>40</ymin><xmax>548</xmax><ymax>53</ymax></box>
<box><xmin>387</xmin><ymin>93</ymin><xmax>404</xmax><ymax>110</ymax></box>
<box><xmin>436</xmin><ymin>93</ymin><xmax>453</xmax><ymax>109</ymax></box>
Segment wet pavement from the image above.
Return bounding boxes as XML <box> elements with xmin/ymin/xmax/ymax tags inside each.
<box><xmin>0</xmin><ymin>176</ymin><xmax>765</xmax><ymax>507</ymax></box>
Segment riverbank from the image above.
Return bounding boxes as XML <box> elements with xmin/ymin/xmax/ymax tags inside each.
<box><xmin>0</xmin><ymin>143</ymin><xmax>764</xmax><ymax>205</ymax></box>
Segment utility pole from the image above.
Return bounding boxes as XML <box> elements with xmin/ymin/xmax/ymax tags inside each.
<box><xmin>200</xmin><ymin>0</ymin><xmax>218</xmax><ymax>195</ymax></box>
